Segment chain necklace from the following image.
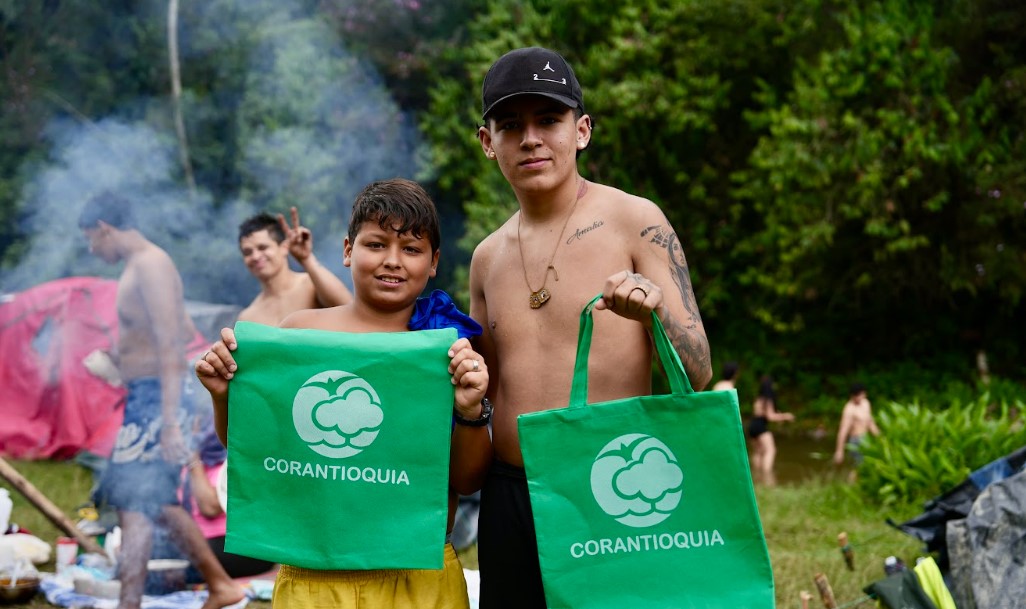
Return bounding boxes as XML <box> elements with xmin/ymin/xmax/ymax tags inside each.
<box><xmin>517</xmin><ymin>180</ymin><xmax>584</xmax><ymax>309</ymax></box>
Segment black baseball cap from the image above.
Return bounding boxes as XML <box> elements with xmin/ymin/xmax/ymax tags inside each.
<box><xmin>481</xmin><ymin>47</ymin><xmax>584</xmax><ymax>120</ymax></box>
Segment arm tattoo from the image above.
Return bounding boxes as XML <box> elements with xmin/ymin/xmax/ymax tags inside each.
<box><xmin>641</xmin><ymin>225</ymin><xmax>711</xmax><ymax>385</ymax></box>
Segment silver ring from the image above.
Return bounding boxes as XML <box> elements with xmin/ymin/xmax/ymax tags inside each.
<box><xmin>203</xmin><ymin>350</ymin><xmax>211</xmax><ymax>359</ymax></box>
<box><xmin>471</xmin><ymin>360</ymin><xmax>479</xmax><ymax>371</ymax></box>
<box><xmin>630</xmin><ymin>286</ymin><xmax>649</xmax><ymax>298</ymax></box>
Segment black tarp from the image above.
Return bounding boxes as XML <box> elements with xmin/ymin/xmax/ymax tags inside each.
<box><xmin>888</xmin><ymin>445</ymin><xmax>1026</xmax><ymax>571</ymax></box>
<box><xmin>945</xmin><ymin>469</ymin><xmax>1026</xmax><ymax>609</ymax></box>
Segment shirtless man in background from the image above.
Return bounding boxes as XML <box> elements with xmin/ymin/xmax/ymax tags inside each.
<box><xmin>236</xmin><ymin>207</ymin><xmax>352</xmax><ymax>325</ymax></box>
<box><xmin>79</xmin><ymin>192</ymin><xmax>244</xmax><ymax>609</ymax></box>
<box><xmin>834</xmin><ymin>382</ymin><xmax>881</xmax><ymax>470</ymax></box>
<box><xmin>467</xmin><ymin>46</ymin><xmax>713</xmax><ymax>609</ymax></box>
<box><xmin>182</xmin><ymin>207</ymin><xmax>351</xmax><ymax>576</ymax></box>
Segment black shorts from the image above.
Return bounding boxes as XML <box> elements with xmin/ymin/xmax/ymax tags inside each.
<box><xmin>478</xmin><ymin>460</ymin><xmax>546</xmax><ymax>609</ymax></box>
<box><xmin>748</xmin><ymin>416</ymin><xmax>769</xmax><ymax>439</ymax></box>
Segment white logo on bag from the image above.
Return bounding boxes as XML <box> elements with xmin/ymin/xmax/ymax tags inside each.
<box><xmin>292</xmin><ymin>371</ymin><xmax>383</xmax><ymax>458</ymax></box>
<box><xmin>590</xmin><ymin>433</ymin><xmax>683</xmax><ymax>527</ymax></box>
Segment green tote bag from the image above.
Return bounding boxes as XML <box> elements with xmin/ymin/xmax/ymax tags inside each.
<box><xmin>224</xmin><ymin>322</ymin><xmax>456</xmax><ymax>570</ymax></box>
<box><xmin>518</xmin><ymin>297</ymin><xmax>775</xmax><ymax>608</ymax></box>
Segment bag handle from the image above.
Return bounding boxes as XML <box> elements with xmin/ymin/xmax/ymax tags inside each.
<box><xmin>570</xmin><ymin>294</ymin><xmax>694</xmax><ymax>409</ymax></box>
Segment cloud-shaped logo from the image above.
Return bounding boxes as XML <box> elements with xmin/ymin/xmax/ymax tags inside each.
<box><xmin>292</xmin><ymin>371</ymin><xmax>383</xmax><ymax>458</ymax></box>
<box><xmin>590</xmin><ymin>433</ymin><xmax>683</xmax><ymax>527</ymax></box>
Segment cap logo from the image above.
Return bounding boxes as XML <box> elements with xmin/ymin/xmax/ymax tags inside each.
<box><xmin>534</xmin><ymin>74</ymin><xmax>568</xmax><ymax>85</ymax></box>
<box><xmin>535</xmin><ymin>60</ymin><xmax>566</xmax><ymax>85</ymax></box>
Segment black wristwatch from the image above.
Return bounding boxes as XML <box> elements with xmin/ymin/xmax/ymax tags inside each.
<box><xmin>454</xmin><ymin>398</ymin><xmax>493</xmax><ymax>427</ymax></box>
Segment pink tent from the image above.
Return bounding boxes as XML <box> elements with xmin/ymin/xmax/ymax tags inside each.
<box><xmin>0</xmin><ymin>277</ymin><xmax>208</xmax><ymax>460</ymax></box>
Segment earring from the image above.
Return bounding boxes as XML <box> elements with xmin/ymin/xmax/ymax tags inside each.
<box><xmin>488</xmin><ymin>151</ymin><xmax>496</xmax><ymax>159</ymax></box>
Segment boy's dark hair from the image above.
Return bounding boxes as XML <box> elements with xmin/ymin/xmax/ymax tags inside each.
<box><xmin>849</xmin><ymin>382</ymin><xmax>866</xmax><ymax>397</ymax></box>
<box><xmin>348</xmin><ymin>178</ymin><xmax>440</xmax><ymax>252</ymax></box>
<box><xmin>238</xmin><ymin>212</ymin><xmax>285</xmax><ymax>243</ymax></box>
<box><xmin>758</xmin><ymin>375</ymin><xmax>776</xmax><ymax>400</ymax></box>
<box><xmin>720</xmin><ymin>361</ymin><xmax>739</xmax><ymax>381</ymax></box>
<box><xmin>78</xmin><ymin>191</ymin><xmax>135</xmax><ymax>230</ymax></box>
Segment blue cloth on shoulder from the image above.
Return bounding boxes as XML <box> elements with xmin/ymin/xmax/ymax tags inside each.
<box><xmin>408</xmin><ymin>289</ymin><xmax>482</xmax><ymax>339</ymax></box>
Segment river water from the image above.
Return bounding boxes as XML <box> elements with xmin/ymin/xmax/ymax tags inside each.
<box><xmin>747</xmin><ymin>429</ymin><xmax>846</xmax><ymax>486</ymax></box>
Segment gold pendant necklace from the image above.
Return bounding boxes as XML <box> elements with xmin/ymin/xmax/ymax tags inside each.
<box><xmin>517</xmin><ymin>180</ymin><xmax>584</xmax><ymax>309</ymax></box>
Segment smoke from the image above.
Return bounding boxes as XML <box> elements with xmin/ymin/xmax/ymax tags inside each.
<box><xmin>0</xmin><ymin>0</ymin><xmax>420</xmax><ymax>306</ymax></box>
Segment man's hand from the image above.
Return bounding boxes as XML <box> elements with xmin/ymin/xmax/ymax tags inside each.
<box><xmin>277</xmin><ymin>206</ymin><xmax>314</xmax><ymax>262</ymax></box>
<box><xmin>83</xmin><ymin>349</ymin><xmax>122</xmax><ymax>387</ymax></box>
<box><xmin>594</xmin><ymin>270</ymin><xmax>662</xmax><ymax>325</ymax></box>
<box><xmin>160</xmin><ymin>422</ymin><xmax>189</xmax><ymax>464</ymax></box>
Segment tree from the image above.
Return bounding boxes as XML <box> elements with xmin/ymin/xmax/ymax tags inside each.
<box><xmin>733</xmin><ymin>0</ymin><xmax>1025</xmax><ymax>373</ymax></box>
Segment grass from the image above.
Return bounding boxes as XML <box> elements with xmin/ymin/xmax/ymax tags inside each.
<box><xmin>755</xmin><ymin>475</ymin><xmax>923</xmax><ymax>607</ymax></box>
<box><xmin>3</xmin><ymin>460</ymin><xmax>927</xmax><ymax>608</ymax></box>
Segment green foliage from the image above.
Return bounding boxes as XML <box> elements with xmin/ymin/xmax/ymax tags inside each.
<box><xmin>423</xmin><ymin>0</ymin><xmax>1026</xmax><ymax>392</ymax></box>
<box><xmin>0</xmin><ymin>0</ymin><xmax>1024</xmax><ymax>395</ymax></box>
<box><xmin>730</xmin><ymin>0</ymin><xmax>1026</xmax><ymax>372</ymax></box>
<box><xmin>792</xmin><ymin>364</ymin><xmax>1026</xmax><ymax>417</ymax></box>
<box><xmin>856</xmin><ymin>394</ymin><xmax>1026</xmax><ymax>508</ymax></box>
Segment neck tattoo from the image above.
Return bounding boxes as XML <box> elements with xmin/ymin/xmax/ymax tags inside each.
<box><xmin>517</xmin><ymin>179</ymin><xmax>585</xmax><ymax>309</ymax></box>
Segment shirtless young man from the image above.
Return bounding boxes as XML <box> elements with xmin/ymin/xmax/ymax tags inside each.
<box><xmin>236</xmin><ymin>207</ymin><xmax>352</xmax><ymax>325</ymax></box>
<box><xmin>79</xmin><ymin>192</ymin><xmax>245</xmax><ymax>609</ymax></box>
<box><xmin>833</xmin><ymin>382</ymin><xmax>881</xmax><ymax>467</ymax></box>
<box><xmin>468</xmin><ymin>47</ymin><xmax>713</xmax><ymax>609</ymax></box>
<box><xmin>184</xmin><ymin>208</ymin><xmax>351</xmax><ymax>575</ymax></box>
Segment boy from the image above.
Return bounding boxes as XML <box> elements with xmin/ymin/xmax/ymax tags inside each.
<box><xmin>469</xmin><ymin>46</ymin><xmax>712</xmax><ymax>608</ymax></box>
<box><xmin>237</xmin><ymin>208</ymin><xmax>352</xmax><ymax>325</ymax></box>
<box><xmin>196</xmin><ymin>178</ymin><xmax>490</xmax><ymax>608</ymax></box>
<box><xmin>834</xmin><ymin>382</ymin><xmax>881</xmax><ymax>468</ymax></box>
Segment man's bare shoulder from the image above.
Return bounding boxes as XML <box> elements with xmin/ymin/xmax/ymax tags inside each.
<box><xmin>473</xmin><ymin>216</ymin><xmax>517</xmax><ymax>257</ymax></box>
<box><xmin>590</xmin><ymin>182</ymin><xmax>658</xmax><ymax>209</ymax></box>
<box><xmin>470</xmin><ymin>215</ymin><xmax>518</xmax><ymax>277</ymax></box>
<box><xmin>239</xmin><ymin>271</ymin><xmax>319</xmax><ymax>325</ymax></box>
<box><xmin>134</xmin><ymin>243</ymin><xmax>179</xmax><ymax>274</ymax></box>
<box><xmin>237</xmin><ymin>302</ymin><xmax>276</xmax><ymax>325</ymax></box>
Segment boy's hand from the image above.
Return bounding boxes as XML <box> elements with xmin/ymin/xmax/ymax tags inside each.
<box><xmin>194</xmin><ymin>327</ymin><xmax>239</xmax><ymax>399</ymax></box>
<box><xmin>448</xmin><ymin>338</ymin><xmax>488</xmax><ymax>419</ymax></box>
<box><xmin>595</xmin><ymin>270</ymin><xmax>662</xmax><ymax>324</ymax></box>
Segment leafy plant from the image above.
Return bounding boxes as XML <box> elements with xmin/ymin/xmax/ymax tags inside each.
<box><xmin>856</xmin><ymin>394</ymin><xmax>1026</xmax><ymax>509</ymax></box>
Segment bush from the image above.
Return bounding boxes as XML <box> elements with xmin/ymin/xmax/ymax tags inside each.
<box><xmin>856</xmin><ymin>394</ymin><xmax>1025</xmax><ymax>509</ymax></box>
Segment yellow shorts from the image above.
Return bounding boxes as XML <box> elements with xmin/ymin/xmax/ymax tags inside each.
<box><xmin>272</xmin><ymin>543</ymin><xmax>470</xmax><ymax>609</ymax></box>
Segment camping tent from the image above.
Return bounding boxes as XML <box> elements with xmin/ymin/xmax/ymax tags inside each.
<box><xmin>0</xmin><ymin>277</ymin><xmax>239</xmax><ymax>460</ymax></box>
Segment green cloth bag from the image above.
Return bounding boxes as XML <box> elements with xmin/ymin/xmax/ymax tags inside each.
<box><xmin>224</xmin><ymin>321</ymin><xmax>456</xmax><ymax>570</ymax></box>
<box><xmin>518</xmin><ymin>296</ymin><xmax>775</xmax><ymax>608</ymax></box>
